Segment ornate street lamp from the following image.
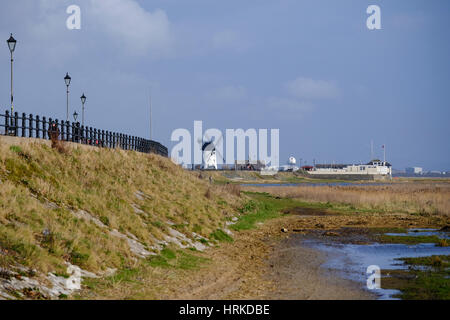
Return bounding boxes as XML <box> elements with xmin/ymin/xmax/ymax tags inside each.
<box><xmin>73</xmin><ymin>111</ymin><xmax>78</xmax><ymax>122</ymax></box>
<box><xmin>80</xmin><ymin>93</ymin><xmax>86</xmax><ymax>126</ymax></box>
<box><xmin>7</xmin><ymin>34</ymin><xmax>17</xmax><ymax>115</ymax></box>
<box><xmin>64</xmin><ymin>73</ymin><xmax>71</xmax><ymax>121</ymax></box>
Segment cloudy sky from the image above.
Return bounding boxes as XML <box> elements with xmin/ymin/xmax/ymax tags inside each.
<box><xmin>0</xmin><ymin>0</ymin><xmax>449</xmax><ymax>170</ymax></box>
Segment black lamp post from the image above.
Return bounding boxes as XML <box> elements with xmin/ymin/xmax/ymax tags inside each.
<box><xmin>73</xmin><ymin>111</ymin><xmax>78</xmax><ymax>122</ymax></box>
<box><xmin>80</xmin><ymin>93</ymin><xmax>86</xmax><ymax>126</ymax></box>
<box><xmin>7</xmin><ymin>34</ymin><xmax>17</xmax><ymax>115</ymax></box>
<box><xmin>64</xmin><ymin>73</ymin><xmax>71</xmax><ymax>121</ymax></box>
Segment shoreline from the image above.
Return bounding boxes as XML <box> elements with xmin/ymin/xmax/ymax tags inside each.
<box><xmin>168</xmin><ymin>199</ymin><xmax>447</xmax><ymax>300</ymax></box>
<box><xmin>75</xmin><ymin>189</ymin><xmax>448</xmax><ymax>300</ymax></box>
<box><xmin>169</xmin><ymin>215</ymin><xmax>375</xmax><ymax>300</ymax></box>
<box><xmin>263</xmin><ymin>235</ymin><xmax>375</xmax><ymax>300</ymax></box>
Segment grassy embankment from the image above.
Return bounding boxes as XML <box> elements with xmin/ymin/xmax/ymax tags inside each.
<box><xmin>0</xmin><ymin>138</ymin><xmax>244</xmax><ymax>282</ymax></box>
<box><xmin>80</xmin><ymin>191</ymin><xmax>300</xmax><ymax>299</ymax></box>
<box><xmin>0</xmin><ymin>138</ymin><xmax>306</xmax><ymax>299</ymax></box>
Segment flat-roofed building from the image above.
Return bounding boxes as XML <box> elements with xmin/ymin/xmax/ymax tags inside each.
<box><xmin>405</xmin><ymin>167</ymin><xmax>423</xmax><ymax>175</ymax></box>
<box><xmin>310</xmin><ymin>160</ymin><xmax>392</xmax><ymax>176</ymax></box>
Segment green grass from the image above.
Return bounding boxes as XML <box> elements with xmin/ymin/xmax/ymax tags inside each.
<box><xmin>234</xmin><ymin>191</ymin><xmax>368</xmax><ymax>231</ymax></box>
<box><xmin>209</xmin><ymin>229</ymin><xmax>233</xmax><ymax>242</ymax></box>
<box><xmin>231</xmin><ymin>192</ymin><xmax>300</xmax><ymax>231</ymax></box>
<box><xmin>379</xmin><ymin>235</ymin><xmax>443</xmax><ymax>245</ymax></box>
<box><xmin>81</xmin><ymin>267</ymin><xmax>142</xmax><ymax>290</ymax></box>
<box><xmin>9</xmin><ymin>145</ymin><xmax>23</xmax><ymax>154</ymax></box>
<box><xmin>109</xmin><ymin>268</ymin><xmax>141</xmax><ymax>284</ymax></box>
<box><xmin>146</xmin><ymin>248</ymin><xmax>209</xmax><ymax>270</ymax></box>
<box><xmin>81</xmin><ymin>248</ymin><xmax>210</xmax><ymax>296</ymax></box>
<box><xmin>399</xmin><ymin>255</ymin><xmax>450</xmax><ymax>269</ymax></box>
<box><xmin>383</xmin><ymin>255</ymin><xmax>450</xmax><ymax>300</ymax></box>
<box><xmin>232</xmin><ymin>191</ymin><xmax>375</xmax><ymax>232</ymax></box>
<box><xmin>384</xmin><ymin>269</ymin><xmax>450</xmax><ymax>300</ymax></box>
<box><xmin>368</xmin><ymin>227</ymin><xmax>408</xmax><ymax>234</ymax></box>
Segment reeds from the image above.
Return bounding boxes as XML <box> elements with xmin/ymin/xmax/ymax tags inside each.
<box><xmin>243</xmin><ymin>183</ymin><xmax>450</xmax><ymax>216</ymax></box>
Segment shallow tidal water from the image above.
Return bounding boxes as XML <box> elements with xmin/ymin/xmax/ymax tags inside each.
<box><xmin>241</xmin><ymin>182</ymin><xmax>391</xmax><ymax>187</ymax></box>
<box><xmin>301</xmin><ymin>229</ymin><xmax>450</xmax><ymax>300</ymax></box>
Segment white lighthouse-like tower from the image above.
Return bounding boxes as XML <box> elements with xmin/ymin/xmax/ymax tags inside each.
<box><xmin>288</xmin><ymin>157</ymin><xmax>296</xmax><ymax>166</ymax></box>
<box><xmin>202</xmin><ymin>141</ymin><xmax>218</xmax><ymax>170</ymax></box>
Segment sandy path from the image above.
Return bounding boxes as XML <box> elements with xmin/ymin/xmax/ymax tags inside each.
<box><xmin>171</xmin><ymin>216</ymin><xmax>374</xmax><ymax>300</ymax></box>
<box><xmin>263</xmin><ymin>238</ymin><xmax>374</xmax><ymax>300</ymax></box>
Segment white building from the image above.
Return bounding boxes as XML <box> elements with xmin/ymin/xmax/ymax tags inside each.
<box><xmin>405</xmin><ymin>167</ymin><xmax>423</xmax><ymax>175</ymax></box>
<box><xmin>309</xmin><ymin>160</ymin><xmax>392</xmax><ymax>176</ymax></box>
<box><xmin>279</xmin><ymin>156</ymin><xmax>299</xmax><ymax>172</ymax></box>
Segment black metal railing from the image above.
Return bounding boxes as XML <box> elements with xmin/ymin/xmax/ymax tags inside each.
<box><xmin>0</xmin><ymin>110</ymin><xmax>168</xmax><ymax>157</ymax></box>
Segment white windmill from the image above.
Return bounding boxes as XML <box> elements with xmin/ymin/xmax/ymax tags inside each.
<box><xmin>288</xmin><ymin>157</ymin><xmax>296</xmax><ymax>166</ymax></box>
<box><xmin>198</xmin><ymin>134</ymin><xmax>224</xmax><ymax>170</ymax></box>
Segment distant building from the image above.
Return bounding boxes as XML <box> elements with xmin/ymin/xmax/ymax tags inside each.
<box><xmin>405</xmin><ymin>167</ymin><xmax>423</xmax><ymax>175</ymax></box>
<box><xmin>309</xmin><ymin>160</ymin><xmax>392</xmax><ymax>176</ymax></box>
<box><xmin>279</xmin><ymin>157</ymin><xmax>300</xmax><ymax>172</ymax></box>
<box><xmin>235</xmin><ymin>160</ymin><xmax>266</xmax><ymax>171</ymax></box>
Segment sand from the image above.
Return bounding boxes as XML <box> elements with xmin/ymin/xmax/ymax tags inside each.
<box><xmin>169</xmin><ymin>206</ymin><xmax>447</xmax><ymax>300</ymax></box>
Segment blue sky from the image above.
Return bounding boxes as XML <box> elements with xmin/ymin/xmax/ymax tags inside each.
<box><xmin>0</xmin><ymin>0</ymin><xmax>449</xmax><ymax>170</ymax></box>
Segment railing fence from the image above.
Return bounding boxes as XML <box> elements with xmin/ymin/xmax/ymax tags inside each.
<box><xmin>0</xmin><ymin>110</ymin><xmax>168</xmax><ymax>157</ymax></box>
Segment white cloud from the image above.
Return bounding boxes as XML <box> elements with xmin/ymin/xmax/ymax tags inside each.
<box><xmin>4</xmin><ymin>0</ymin><xmax>173</xmax><ymax>62</ymax></box>
<box><xmin>88</xmin><ymin>0</ymin><xmax>173</xmax><ymax>57</ymax></box>
<box><xmin>205</xmin><ymin>85</ymin><xmax>247</xmax><ymax>102</ymax></box>
<box><xmin>286</xmin><ymin>77</ymin><xmax>340</xmax><ymax>100</ymax></box>
<box><xmin>21</xmin><ymin>2</ymin><xmax>74</xmax><ymax>54</ymax></box>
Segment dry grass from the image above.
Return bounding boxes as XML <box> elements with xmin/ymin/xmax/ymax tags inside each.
<box><xmin>243</xmin><ymin>183</ymin><xmax>450</xmax><ymax>217</ymax></box>
<box><xmin>221</xmin><ymin>184</ymin><xmax>241</xmax><ymax>197</ymax></box>
<box><xmin>50</xmin><ymin>133</ymin><xmax>69</xmax><ymax>155</ymax></box>
<box><xmin>0</xmin><ymin>138</ymin><xmax>243</xmax><ymax>275</ymax></box>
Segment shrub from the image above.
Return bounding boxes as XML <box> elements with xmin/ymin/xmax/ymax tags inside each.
<box><xmin>99</xmin><ymin>216</ymin><xmax>110</xmax><ymax>226</ymax></box>
<box><xmin>50</xmin><ymin>134</ymin><xmax>69</xmax><ymax>155</ymax></box>
<box><xmin>224</xmin><ymin>184</ymin><xmax>241</xmax><ymax>197</ymax></box>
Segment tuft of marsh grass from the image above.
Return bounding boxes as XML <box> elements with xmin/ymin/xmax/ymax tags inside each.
<box><xmin>383</xmin><ymin>255</ymin><xmax>450</xmax><ymax>300</ymax></box>
<box><xmin>399</xmin><ymin>255</ymin><xmax>450</xmax><ymax>269</ymax></box>
<box><xmin>209</xmin><ymin>229</ymin><xmax>233</xmax><ymax>242</ymax></box>
<box><xmin>147</xmin><ymin>248</ymin><xmax>209</xmax><ymax>270</ymax></box>
<box><xmin>379</xmin><ymin>235</ymin><xmax>443</xmax><ymax>245</ymax></box>
<box><xmin>231</xmin><ymin>192</ymin><xmax>301</xmax><ymax>231</ymax></box>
